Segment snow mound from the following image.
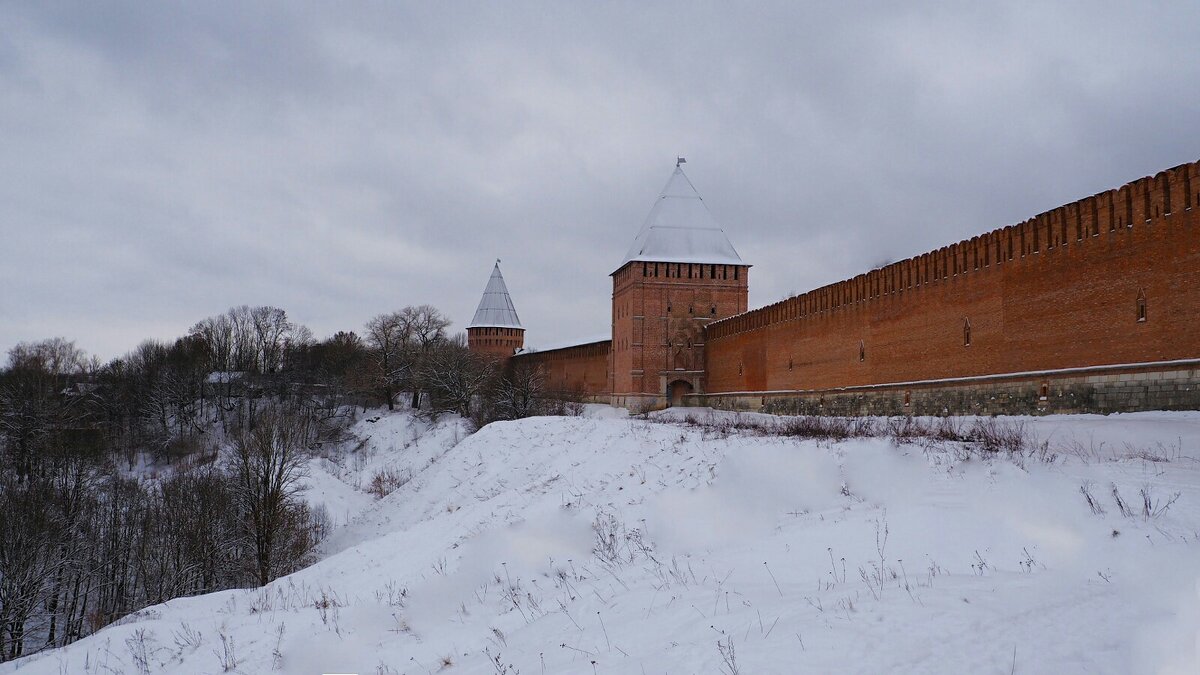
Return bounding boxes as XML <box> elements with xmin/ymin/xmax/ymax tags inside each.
<box><xmin>6</xmin><ymin>410</ymin><xmax>1200</xmax><ymax>674</ymax></box>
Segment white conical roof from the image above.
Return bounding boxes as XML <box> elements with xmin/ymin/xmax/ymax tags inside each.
<box><xmin>616</xmin><ymin>164</ymin><xmax>744</xmax><ymax>272</ymax></box>
<box><xmin>468</xmin><ymin>261</ymin><xmax>523</xmax><ymax>329</ymax></box>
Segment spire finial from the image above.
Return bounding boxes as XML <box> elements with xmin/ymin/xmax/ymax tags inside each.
<box><xmin>676</xmin><ymin>156</ymin><xmax>687</xmax><ymax>167</ymax></box>
<box><xmin>496</xmin><ymin>258</ymin><xmax>501</xmax><ymax>266</ymax></box>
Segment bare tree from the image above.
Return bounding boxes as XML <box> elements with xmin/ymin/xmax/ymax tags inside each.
<box><xmin>403</xmin><ymin>305</ymin><xmax>451</xmax><ymax>409</ymax></box>
<box><xmin>250</xmin><ymin>306</ymin><xmax>293</xmax><ymax>374</ymax></box>
<box><xmin>227</xmin><ymin>408</ymin><xmax>312</xmax><ymax>586</ymax></box>
<box><xmin>420</xmin><ymin>335</ymin><xmax>493</xmax><ymax>418</ymax></box>
<box><xmin>364</xmin><ymin>312</ymin><xmax>410</xmax><ymax>410</ymax></box>
<box><xmin>226</xmin><ymin>306</ymin><xmax>258</xmax><ymax>372</ymax></box>
<box><xmin>6</xmin><ymin>338</ymin><xmax>87</xmax><ymax>376</ymax></box>
<box><xmin>189</xmin><ymin>314</ymin><xmax>234</xmax><ymax>371</ymax></box>
<box><xmin>0</xmin><ymin>339</ymin><xmax>90</xmax><ymax>482</ymax></box>
<box><xmin>494</xmin><ymin>360</ymin><xmax>547</xmax><ymax>420</ymax></box>
<box><xmin>0</xmin><ymin>475</ymin><xmax>60</xmax><ymax>659</ymax></box>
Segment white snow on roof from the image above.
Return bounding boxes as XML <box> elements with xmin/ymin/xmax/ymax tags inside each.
<box><xmin>468</xmin><ymin>261</ymin><xmax>523</xmax><ymax>329</ymax></box>
<box><xmin>617</xmin><ymin>164</ymin><xmax>744</xmax><ymax>272</ymax></box>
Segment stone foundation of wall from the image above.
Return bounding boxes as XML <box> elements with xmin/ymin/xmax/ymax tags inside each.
<box><xmin>690</xmin><ymin>361</ymin><xmax>1200</xmax><ymax>416</ymax></box>
<box><xmin>611</xmin><ymin>393</ymin><xmax>671</xmax><ymax>412</ymax></box>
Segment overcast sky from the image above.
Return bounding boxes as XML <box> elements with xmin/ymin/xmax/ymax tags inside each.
<box><xmin>2</xmin><ymin>2</ymin><xmax>1198</xmax><ymax>360</ymax></box>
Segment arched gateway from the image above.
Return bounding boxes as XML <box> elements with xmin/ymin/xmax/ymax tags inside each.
<box><xmin>668</xmin><ymin>379</ymin><xmax>694</xmax><ymax>407</ymax></box>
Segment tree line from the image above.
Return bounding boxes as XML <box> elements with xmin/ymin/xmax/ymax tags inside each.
<box><xmin>0</xmin><ymin>303</ymin><xmax>565</xmax><ymax>662</ymax></box>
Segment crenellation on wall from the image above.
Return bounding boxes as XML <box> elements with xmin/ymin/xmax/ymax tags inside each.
<box><xmin>702</xmin><ymin>158</ymin><xmax>1200</xmax><ymax>400</ymax></box>
<box><xmin>708</xmin><ymin>159</ymin><xmax>1199</xmax><ymax>345</ymax></box>
<box><xmin>1180</xmin><ymin>162</ymin><xmax>1195</xmax><ymax>211</ymax></box>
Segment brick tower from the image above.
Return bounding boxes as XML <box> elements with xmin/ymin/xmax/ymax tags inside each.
<box><xmin>467</xmin><ymin>260</ymin><xmax>525</xmax><ymax>360</ymax></box>
<box><xmin>610</xmin><ymin>161</ymin><xmax>749</xmax><ymax>407</ymax></box>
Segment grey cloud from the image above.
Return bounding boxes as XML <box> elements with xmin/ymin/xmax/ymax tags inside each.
<box><xmin>2</xmin><ymin>1</ymin><xmax>1198</xmax><ymax>359</ymax></box>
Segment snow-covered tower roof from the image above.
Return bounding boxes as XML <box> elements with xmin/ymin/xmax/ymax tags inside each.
<box><xmin>616</xmin><ymin>162</ymin><xmax>744</xmax><ymax>272</ymax></box>
<box><xmin>468</xmin><ymin>261</ymin><xmax>523</xmax><ymax>329</ymax></box>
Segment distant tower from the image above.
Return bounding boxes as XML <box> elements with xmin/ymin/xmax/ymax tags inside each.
<box><xmin>467</xmin><ymin>260</ymin><xmax>525</xmax><ymax>360</ymax></box>
<box><xmin>610</xmin><ymin>162</ymin><xmax>749</xmax><ymax>407</ymax></box>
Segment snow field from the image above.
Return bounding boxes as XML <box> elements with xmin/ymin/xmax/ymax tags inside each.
<box><xmin>6</xmin><ymin>408</ymin><xmax>1200</xmax><ymax>674</ymax></box>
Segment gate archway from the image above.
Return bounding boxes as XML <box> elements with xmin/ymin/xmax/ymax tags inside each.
<box><xmin>668</xmin><ymin>379</ymin><xmax>694</xmax><ymax>407</ymax></box>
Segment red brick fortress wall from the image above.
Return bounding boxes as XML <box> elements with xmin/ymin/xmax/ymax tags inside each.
<box><xmin>704</xmin><ymin>161</ymin><xmax>1200</xmax><ymax>401</ymax></box>
<box><xmin>512</xmin><ymin>340</ymin><xmax>611</xmax><ymax>399</ymax></box>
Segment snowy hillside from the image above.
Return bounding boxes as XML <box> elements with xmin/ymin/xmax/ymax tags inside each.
<box><xmin>6</xmin><ymin>408</ymin><xmax>1200</xmax><ymax>674</ymax></box>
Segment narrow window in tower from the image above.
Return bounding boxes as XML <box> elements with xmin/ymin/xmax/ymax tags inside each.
<box><xmin>734</xmin><ymin>267</ymin><xmax>739</xmax><ymax>281</ymax></box>
<box><xmin>858</xmin><ymin>340</ymin><xmax>865</xmax><ymax>362</ymax></box>
<box><xmin>710</xmin><ymin>305</ymin><xmax>716</xmax><ymax>315</ymax></box>
<box><xmin>667</xmin><ymin>304</ymin><xmax>672</xmax><ymax>314</ymax></box>
<box><xmin>1136</xmin><ymin>289</ymin><xmax>1147</xmax><ymax>322</ymax></box>
<box><xmin>710</xmin><ymin>264</ymin><xmax>716</xmax><ymax>279</ymax></box>
<box><xmin>738</xmin><ymin>363</ymin><xmax>743</xmax><ymax>375</ymax></box>
<box><xmin>788</xmin><ymin>358</ymin><xmax>793</xmax><ymax>370</ymax></box>
<box><xmin>642</xmin><ymin>263</ymin><xmax>647</xmax><ymax>277</ymax></box>
<box><xmin>963</xmin><ymin>318</ymin><xmax>972</xmax><ymax>347</ymax></box>
<box><xmin>688</xmin><ymin>305</ymin><xmax>694</xmax><ymax>314</ymax></box>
